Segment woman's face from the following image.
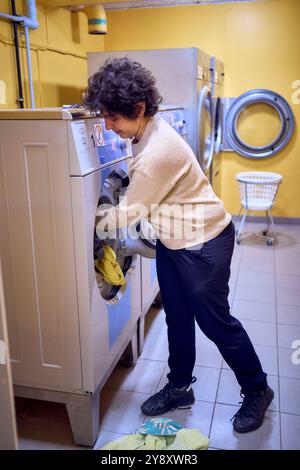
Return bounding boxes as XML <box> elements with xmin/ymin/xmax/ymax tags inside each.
<box><xmin>102</xmin><ymin>111</ymin><xmax>141</xmax><ymax>139</ymax></box>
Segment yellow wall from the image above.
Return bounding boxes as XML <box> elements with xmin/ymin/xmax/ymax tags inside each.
<box><xmin>104</xmin><ymin>0</ymin><xmax>300</xmax><ymax>218</ymax></box>
<box><xmin>0</xmin><ymin>0</ymin><xmax>104</xmax><ymax>108</ymax></box>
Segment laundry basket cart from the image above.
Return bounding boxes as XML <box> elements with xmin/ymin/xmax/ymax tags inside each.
<box><xmin>235</xmin><ymin>171</ymin><xmax>282</xmax><ymax>245</ymax></box>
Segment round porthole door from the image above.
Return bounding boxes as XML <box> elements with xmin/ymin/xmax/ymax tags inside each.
<box><xmin>197</xmin><ymin>85</ymin><xmax>215</xmax><ymax>170</ymax></box>
<box><xmin>94</xmin><ymin>168</ymin><xmax>134</xmax><ymax>302</ymax></box>
<box><xmin>224</xmin><ymin>89</ymin><xmax>295</xmax><ymax>159</ymax></box>
<box><xmin>94</xmin><ymin>168</ymin><xmax>157</xmax><ymax>301</ymax></box>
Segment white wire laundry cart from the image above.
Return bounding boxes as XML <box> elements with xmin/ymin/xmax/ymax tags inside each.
<box><xmin>235</xmin><ymin>171</ymin><xmax>282</xmax><ymax>245</ymax></box>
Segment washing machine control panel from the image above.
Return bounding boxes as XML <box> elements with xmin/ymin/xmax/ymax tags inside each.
<box><xmin>93</xmin><ymin>120</ymin><xmax>132</xmax><ymax>166</ymax></box>
<box><xmin>69</xmin><ymin>110</ymin><xmax>187</xmax><ymax>176</ymax></box>
<box><xmin>158</xmin><ymin>108</ymin><xmax>187</xmax><ymax>137</ymax></box>
<box><xmin>68</xmin><ymin>118</ymin><xmax>132</xmax><ymax>176</ymax></box>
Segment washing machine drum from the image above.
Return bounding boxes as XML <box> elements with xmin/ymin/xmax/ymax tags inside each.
<box><xmin>94</xmin><ymin>168</ymin><xmax>156</xmax><ymax>301</ymax></box>
<box><xmin>96</xmin><ymin>168</ymin><xmax>157</xmax><ymax>259</ymax></box>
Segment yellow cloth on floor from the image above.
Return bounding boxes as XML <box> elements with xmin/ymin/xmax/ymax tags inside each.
<box><xmin>95</xmin><ymin>244</ymin><xmax>125</xmax><ymax>286</ymax></box>
<box><xmin>101</xmin><ymin>428</ymin><xmax>209</xmax><ymax>450</ymax></box>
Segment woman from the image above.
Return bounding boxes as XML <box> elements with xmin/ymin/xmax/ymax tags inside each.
<box><xmin>83</xmin><ymin>57</ymin><xmax>274</xmax><ymax>434</ymax></box>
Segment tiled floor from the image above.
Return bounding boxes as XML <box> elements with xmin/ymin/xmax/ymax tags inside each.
<box><xmin>15</xmin><ymin>222</ymin><xmax>300</xmax><ymax>450</ymax></box>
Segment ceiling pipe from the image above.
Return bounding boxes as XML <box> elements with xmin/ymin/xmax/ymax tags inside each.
<box><xmin>0</xmin><ymin>0</ymin><xmax>38</xmax><ymax>29</ymax></box>
<box><xmin>24</xmin><ymin>26</ymin><xmax>35</xmax><ymax>108</ymax></box>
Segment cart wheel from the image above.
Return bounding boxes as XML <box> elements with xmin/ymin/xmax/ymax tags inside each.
<box><xmin>267</xmin><ymin>239</ymin><xmax>273</xmax><ymax>246</ymax></box>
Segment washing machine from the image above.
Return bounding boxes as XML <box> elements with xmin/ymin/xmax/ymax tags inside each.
<box><xmin>88</xmin><ymin>48</ymin><xmax>215</xmax><ymax>170</ymax></box>
<box><xmin>0</xmin><ymin>107</ymin><xmax>155</xmax><ymax>446</ymax></box>
<box><xmin>209</xmin><ymin>56</ymin><xmax>225</xmax><ymax>197</ymax></box>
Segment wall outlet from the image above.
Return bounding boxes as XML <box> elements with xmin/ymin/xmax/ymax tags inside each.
<box><xmin>0</xmin><ymin>81</ymin><xmax>6</xmax><ymax>104</ymax></box>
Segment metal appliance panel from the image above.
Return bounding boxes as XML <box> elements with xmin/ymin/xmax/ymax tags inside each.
<box><xmin>88</xmin><ymin>48</ymin><xmax>210</xmax><ymax>161</ymax></box>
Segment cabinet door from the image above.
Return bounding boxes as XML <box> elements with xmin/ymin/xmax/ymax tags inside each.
<box><xmin>0</xmin><ymin>121</ymin><xmax>81</xmax><ymax>391</ymax></box>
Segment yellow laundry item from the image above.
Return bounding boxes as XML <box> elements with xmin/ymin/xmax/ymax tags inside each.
<box><xmin>95</xmin><ymin>244</ymin><xmax>125</xmax><ymax>286</ymax></box>
<box><xmin>101</xmin><ymin>428</ymin><xmax>209</xmax><ymax>450</ymax></box>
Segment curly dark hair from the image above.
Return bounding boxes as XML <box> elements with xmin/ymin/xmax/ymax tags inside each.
<box><xmin>83</xmin><ymin>57</ymin><xmax>162</xmax><ymax>118</ymax></box>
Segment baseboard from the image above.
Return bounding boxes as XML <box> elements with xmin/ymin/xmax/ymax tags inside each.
<box><xmin>232</xmin><ymin>215</ymin><xmax>300</xmax><ymax>225</ymax></box>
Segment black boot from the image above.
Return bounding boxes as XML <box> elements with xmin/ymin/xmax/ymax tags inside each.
<box><xmin>231</xmin><ymin>386</ymin><xmax>274</xmax><ymax>433</ymax></box>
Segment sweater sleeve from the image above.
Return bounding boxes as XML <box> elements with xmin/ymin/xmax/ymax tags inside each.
<box><xmin>96</xmin><ymin>154</ymin><xmax>186</xmax><ymax>234</ymax></box>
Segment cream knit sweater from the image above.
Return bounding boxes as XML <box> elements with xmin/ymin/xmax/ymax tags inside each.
<box><xmin>98</xmin><ymin>114</ymin><xmax>231</xmax><ymax>250</ymax></box>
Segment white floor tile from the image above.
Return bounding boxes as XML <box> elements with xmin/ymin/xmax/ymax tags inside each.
<box><xmin>158</xmin><ymin>400</ymin><xmax>214</xmax><ymax>438</ymax></box>
<box><xmin>276</xmin><ymin>273</ymin><xmax>300</xmax><ymax>289</ymax></box>
<box><xmin>229</xmin><ymin>268</ymin><xmax>239</xmax><ymax>285</ymax></box>
<box><xmin>281</xmin><ymin>413</ymin><xmax>300</xmax><ymax>449</ymax></box>
<box><xmin>241</xmin><ymin>319</ymin><xmax>277</xmax><ymax>347</ymax></box>
<box><xmin>145</xmin><ymin>307</ymin><xmax>166</xmax><ymax>334</ymax></box>
<box><xmin>195</xmin><ymin>337</ymin><xmax>223</xmax><ymax>368</ymax></box>
<box><xmin>275</xmin><ymin>251</ymin><xmax>300</xmax><ymax>264</ymax></box>
<box><xmin>275</xmin><ymin>234</ymin><xmax>300</xmax><ymax>253</ymax></box>
<box><xmin>275</xmin><ymin>260</ymin><xmax>300</xmax><ymax>276</ymax></box>
<box><xmin>279</xmin><ymin>376</ymin><xmax>300</xmax><ymax>415</ymax></box>
<box><xmin>60</xmin><ymin>431</ymin><xmax>92</xmax><ymax>450</ymax></box>
<box><xmin>99</xmin><ymin>389</ymin><xmax>150</xmax><ymax>434</ymax></box>
<box><xmin>277</xmin><ymin>287</ymin><xmax>300</xmax><ymax>307</ymax></box>
<box><xmin>278</xmin><ymin>324</ymin><xmax>300</xmax><ymax>348</ymax></box>
<box><xmin>238</xmin><ymin>260</ymin><xmax>275</xmax><ymax>273</ymax></box>
<box><xmin>278</xmin><ymin>347</ymin><xmax>300</xmax><ymax>380</ymax></box>
<box><xmin>104</xmin><ymin>359</ymin><xmax>166</xmax><ymax>394</ymax></box>
<box><xmin>241</xmin><ymin>248</ymin><xmax>274</xmax><ymax>263</ymax></box>
<box><xmin>277</xmin><ymin>304</ymin><xmax>300</xmax><ymax>326</ymax></box>
<box><xmin>235</xmin><ymin>284</ymin><xmax>275</xmax><ymax>303</ymax></box>
<box><xmin>93</xmin><ymin>431</ymin><xmax>128</xmax><ymax>450</ymax></box>
<box><xmin>237</xmin><ymin>270</ymin><xmax>275</xmax><ymax>287</ymax></box>
<box><xmin>232</xmin><ymin>299</ymin><xmax>276</xmax><ymax>323</ymax></box>
<box><xmin>140</xmin><ymin>329</ymin><xmax>169</xmax><ymax>362</ymax></box>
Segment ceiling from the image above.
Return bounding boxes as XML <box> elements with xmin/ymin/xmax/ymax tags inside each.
<box><xmin>38</xmin><ymin>0</ymin><xmax>260</xmax><ymax>10</ymax></box>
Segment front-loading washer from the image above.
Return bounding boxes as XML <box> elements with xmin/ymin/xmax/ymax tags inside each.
<box><xmin>0</xmin><ymin>107</ymin><xmax>155</xmax><ymax>446</ymax></box>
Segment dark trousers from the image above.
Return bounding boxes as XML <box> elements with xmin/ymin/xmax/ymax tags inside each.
<box><xmin>156</xmin><ymin>221</ymin><xmax>267</xmax><ymax>394</ymax></box>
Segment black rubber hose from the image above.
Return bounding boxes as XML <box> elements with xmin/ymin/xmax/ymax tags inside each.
<box><xmin>11</xmin><ymin>0</ymin><xmax>24</xmax><ymax>108</ymax></box>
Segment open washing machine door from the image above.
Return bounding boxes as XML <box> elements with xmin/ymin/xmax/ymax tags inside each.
<box><xmin>197</xmin><ymin>85</ymin><xmax>215</xmax><ymax>171</ymax></box>
<box><xmin>94</xmin><ymin>167</ymin><xmax>156</xmax><ymax>301</ymax></box>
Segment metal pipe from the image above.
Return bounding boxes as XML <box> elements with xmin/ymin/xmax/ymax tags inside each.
<box><xmin>24</xmin><ymin>26</ymin><xmax>35</xmax><ymax>108</ymax></box>
<box><xmin>11</xmin><ymin>0</ymin><xmax>24</xmax><ymax>108</ymax></box>
<box><xmin>25</xmin><ymin>0</ymin><xmax>38</xmax><ymax>29</ymax></box>
<box><xmin>0</xmin><ymin>1</ymin><xmax>38</xmax><ymax>108</ymax></box>
<box><xmin>0</xmin><ymin>0</ymin><xmax>38</xmax><ymax>29</ymax></box>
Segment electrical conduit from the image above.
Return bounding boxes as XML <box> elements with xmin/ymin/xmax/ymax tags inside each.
<box><xmin>0</xmin><ymin>0</ymin><xmax>38</xmax><ymax>107</ymax></box>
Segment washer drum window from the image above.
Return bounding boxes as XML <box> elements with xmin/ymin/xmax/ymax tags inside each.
<box><xmin>224</xmin><ymin>89</ymin><xmax>295</xmax><ymax>159</ymax></box>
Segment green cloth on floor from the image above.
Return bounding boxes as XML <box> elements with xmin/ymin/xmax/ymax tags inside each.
<box><xmin>101</xmin><ymin>428</ymin><xmax>209</xmax><ymax>450</ymax></box>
